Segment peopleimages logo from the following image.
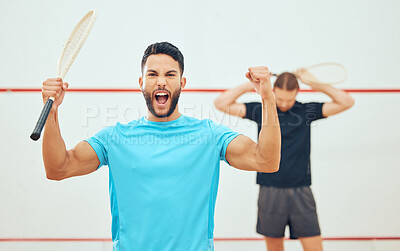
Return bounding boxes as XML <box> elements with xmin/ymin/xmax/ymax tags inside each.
<box><xmin>81</xmin><ymin>103</ymin><xmax>260</xmax><ymax>128</ymax></box>
<box><xmin>80</xmin><ymin>102</ymin><xmax>324</xmax><ymax>132</ymax></box>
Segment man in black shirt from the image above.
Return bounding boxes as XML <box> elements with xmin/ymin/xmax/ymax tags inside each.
<box><xmin>214</xmin><ymin>70</ymin><xmax>354</xmax><ymax>251</ymax></box>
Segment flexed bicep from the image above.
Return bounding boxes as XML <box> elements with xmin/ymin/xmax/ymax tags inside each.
<box><xmin>225</xmin><ymin>135</ymin><xmax>278</xmax><ymax>173</ymax></box>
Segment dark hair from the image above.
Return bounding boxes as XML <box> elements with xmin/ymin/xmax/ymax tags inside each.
<box><xmin>141</xmin><ymin>42</ymin><xmax>184</xmax><ymax>76</ymax></box>
<box><xmin>274</xmin><ymin>72</ymin><xmax>299</xmax><ymax>90</ymax></box>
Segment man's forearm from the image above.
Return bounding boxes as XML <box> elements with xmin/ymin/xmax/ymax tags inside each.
<box><xmin>214</xmin><ymin>82</ymin><xmax>252</xmax><ymax>109</ymax></box>
<box><xmin>314</xmin><ymin>84</ymin><xmax>354</xmax><ymax>106</ymax></box>
<box><xmin>257</xmin><ymin>95</ymin><xmax>281</xmax><ymax>171</ymax></box>
<box><xmin>42</xmin><ymin>110</ymin><xmax>69</xmax><ymax>178</ymax></box>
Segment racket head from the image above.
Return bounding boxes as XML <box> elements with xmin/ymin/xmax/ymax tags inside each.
<box><xmin>56</xmin><ymin>10</ymin><xmax>97</xmax><ymax>79</ymax></box>
<box><xmin>301</xmin><ymin>62</ymin><xmax>347</xmax><ymax>85</ymax></box>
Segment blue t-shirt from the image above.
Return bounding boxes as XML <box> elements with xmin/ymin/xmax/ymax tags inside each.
<box><xmin>85</xmin><ymin>115</ymin><xmax>239</xmax><ymax>251</ymax></box>
<box><xmin>245</xmin><ymin>101</ymin><xmax>325</xmax><ymax>187</ymax></box>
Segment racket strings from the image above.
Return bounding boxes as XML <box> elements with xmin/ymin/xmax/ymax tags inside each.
<box><xmin>57</xmin><ymin>11</ymin><xmax>96</xmax><ymax>78</ymax></box>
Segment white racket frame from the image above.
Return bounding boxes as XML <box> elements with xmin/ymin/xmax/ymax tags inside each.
<box><xmin>271</xmin><ymin>62</ymin><xmax>348</xmax><ymax>85</ymax></box>
<box><xmin>303</xmin><ymin>62</ymin><xmax>347</xmax><ymax>85</ymax></box>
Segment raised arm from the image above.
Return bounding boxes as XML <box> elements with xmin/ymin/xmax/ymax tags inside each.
<box><xmin>225</xmin><ymin>67</ymin><xmax>281</xmax><ymax>173</ymax></box>
<box><xmin>296</xmin><ymin>68</ymin><xmax>355</xmax><ymax>117</ymax></box>
<box><xmin>41</xmin><ymin>78</ymin><xmax>99</xmax><ymax>180</ymax></box>
<box><xmin>214</xmin><ymin>82</ymin><xmax>254</xmax><ymax>118</ymax></box>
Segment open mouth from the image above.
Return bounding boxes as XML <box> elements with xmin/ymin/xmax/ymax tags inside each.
<box><xmin>154</xmin><ymin>91</ymin><xmax>170</xmax><ymax>106</ymax></box>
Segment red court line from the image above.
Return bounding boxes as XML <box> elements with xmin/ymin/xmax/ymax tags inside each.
<box><xmin>1</xmin><ymin>237</ymin><xmax>400</xmax><ymax>242</ymax></box>
<box><xmin>0</xmin><ymin>238</ymin><xmax>111</xmax><ymax>242</ymax></box>
<box><xmin>0</xmin><ymin>88</ymin><xmax>400</xmax><ymax>93</ymax></box>
<box><xmin>215</xmin><ymin>237</ymin><xmax>400</xmax><ymax>241</ymax></box>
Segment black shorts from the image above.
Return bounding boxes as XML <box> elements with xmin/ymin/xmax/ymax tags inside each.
<box><xmin>256</xmin><ymin>185</ymin><xmax>321</xmax><ymax>239</ymax></box>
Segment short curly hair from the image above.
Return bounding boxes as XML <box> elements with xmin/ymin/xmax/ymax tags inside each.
<box><xmin>141</xmin><ymin>42</ymin><xmax>184</xmax><ymax>76</ymax></box>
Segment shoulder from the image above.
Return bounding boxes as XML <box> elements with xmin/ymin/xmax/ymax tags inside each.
<box><xmin>299</xmin><ymin>102</ymin><xmax>324</xmax><ymax>111</ymax></box>
<box><xmin>97</xmin><ymin>118</ymin><xmax>142</xmax><ymax>138</ymax></box>
<box><xmin>298</xmin><ymin>101</ymin><xmax>324</xmax><ymax>107</ymax></box>
<box><xmin>203</xmin><ymin>118</ymin><xmax>221</xmax><ymax>128</ymax></box>
<box><xmin>177</xmin><ymin>115</ymin><xmax>215</xmax><ymax>125</ymax></box>
<box><xmin>85</xmin><ymin>124</ymin><xmax>117</xmax><ymax>147</ymax></box>
<box><xmin>296</xmin><ymin>101</ymin><xmax>322</xmax><ymax>110</ymax></box>
<box><xmin>171</xmin><ymin>115</ymin><xmax>208</xmax><ymax>129</ymax></box>
<box><xmin>185</xmin><ymin>117</ymin><xmax>218</xmax><ymax>132</ymax></box>
<box><xmin>203</xmin><ymin>119</ymin><xmax>237</xmax><ymax>136</ymax></box>
<box><xmin>181</xmin><ymin>115</ymin><xmax>203</xmax><ymax>124</ymax></box>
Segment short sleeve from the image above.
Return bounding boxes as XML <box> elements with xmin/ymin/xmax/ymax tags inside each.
<box><xmin>209</xmin><ymin>120</ymin><xmax>240</xmax><ymax>165</ymax></box>
<box><xmin>84</xmin><ymin>126</ymin><xmax>114</xmax><ymax>169</ymax></box>
<box><xmin>244</xmin><ymin>102</ymin><xmax>262</xmax><ymax>123</ymax></box>
<box><xmin>304</xmin><ymin>102</ymin><xmax>325</xmax><ymax>123</ymax></box>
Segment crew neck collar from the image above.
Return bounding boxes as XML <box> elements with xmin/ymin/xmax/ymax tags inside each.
<box><xmin>143</xmin><ymin>115</ymin><xmax>184</xmax><ymax>125</ymax></box>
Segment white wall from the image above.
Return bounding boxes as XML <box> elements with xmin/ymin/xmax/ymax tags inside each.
<box><xmin>1</xmin><ymin>0</ymin><xmax>400</xmax><ymax>89</ymax></box>
<box><xmin>1</xmin><ymin>0</ymin><xmax>399</xmax><ymax>250</ymax></box>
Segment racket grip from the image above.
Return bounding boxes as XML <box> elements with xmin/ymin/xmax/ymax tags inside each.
<box><xmin>30</xmin><ymin>99</ymin><xmax>54</xmax><ymax>141</ymax></box>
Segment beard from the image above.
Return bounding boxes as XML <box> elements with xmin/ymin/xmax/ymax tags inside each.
<box><xmin>143</xmin><ymin>86</ymin><xmax>181</xmax><ymax>118</ymax></box>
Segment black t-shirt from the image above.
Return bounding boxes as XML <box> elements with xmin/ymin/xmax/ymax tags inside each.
<box><xmin>244</xmin><ymin>101</ymin><xmax>325</xmax><ymax>187</ymax></box>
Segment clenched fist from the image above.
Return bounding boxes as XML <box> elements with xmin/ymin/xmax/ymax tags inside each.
<box><xmin>245</xmin><ymin>66</ymin><xmax>274</xmax><ymax>100</ymax></box>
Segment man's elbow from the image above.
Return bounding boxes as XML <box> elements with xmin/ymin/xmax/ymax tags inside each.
<box><xmin>344</xmin><ymin>95</ymin><xmax>355</xmax><ymax>110</ymax></box>
<box><xmin>45</xmin><ymin>167</ymin><xmax>68</xmax><ymax>181</ymax></box>
<box><xmin>348</xmin><ymin>97</ymin><xmax>355</xmax><ymax>109</ymax></box>
<box><xmin>213</xmin><ymin>99</ymin><xmax>225</xmax><ymax>112</ymax></box>
<box><xmin>257</xmin><ymin>155</ymin><xmax>280</xmax><ymax>173</ymax></box>
<box><xmin>46</xmin><ymin>173</ymin><xmax>66</xmax><ymax>181</ymax></box>
<box><xmin>46</xmin><ymin>174</ymin><xmax>65</xmax><ymax>181</ymax></box>
<box><xmin>265</xmin><ymin>160</ymin><xmax>280</xmax><ymax>173</ymax></box>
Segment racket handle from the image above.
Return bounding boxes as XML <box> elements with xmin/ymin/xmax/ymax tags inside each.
<box><xmin>30</xmin><ymin>99</ymin><xmax>54</xmax><ymax>141</ymax></box>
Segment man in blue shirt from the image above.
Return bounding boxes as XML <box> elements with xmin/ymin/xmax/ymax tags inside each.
<box><xmin>214</xmin><ymin>71</ymin><xmax>354</xmax><ymax>251</ymax></box>
<box><xmin>40</xmin><ymin>42</ymin><xmax>281</xmax><ymax>250</ymax></box>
